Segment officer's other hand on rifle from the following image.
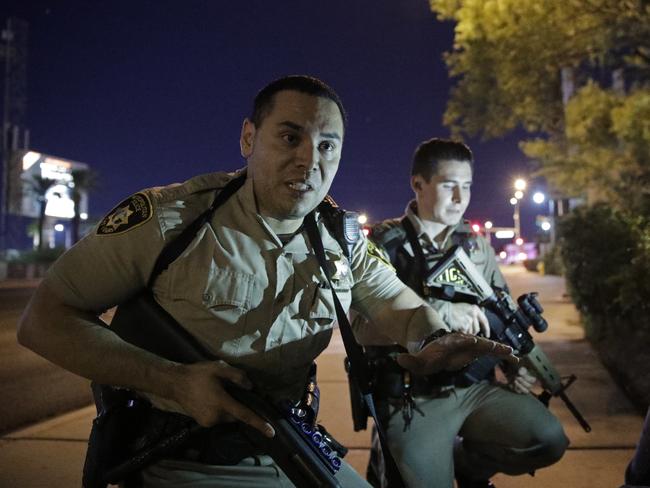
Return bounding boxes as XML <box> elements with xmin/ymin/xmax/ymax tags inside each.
<box><xmin>506</xmin><ymin>366</ymin><xmax>538</xmax><ymax>395</ymax></box>
<box><xmin>448</xmin><ymin>303</ymin><xmax>490</xmax><ymax>337</ymax></box>
<box><xmin>396</xmin><ymin>332</ymin><xmax>519</xmax><ymax>376</ymax></box>
<box><xmin>170</xmin><ymin>360</ymin><xmax>276</xmax><ymax>438</ymax></box>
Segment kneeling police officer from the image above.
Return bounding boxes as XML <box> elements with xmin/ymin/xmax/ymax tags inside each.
<box><xmin>354</xmin><ymin>138</ymin><xmax>569</xmax><ymax>488</ymax></box>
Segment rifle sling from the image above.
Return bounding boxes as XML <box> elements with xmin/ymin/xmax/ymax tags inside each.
<box><xmin>147</xmin><ymin>173</ymin><xmax>246</xmax><ymax>288</ymax></box>
<box><xmin>304</xmin><ymin>213</ymin><xmax>406</xmax><ymax>488</ymax></box>
<box><xmin>401</xmin><ymin>216</ymin><xmax>427</xmax><ymax>296</ymax></box>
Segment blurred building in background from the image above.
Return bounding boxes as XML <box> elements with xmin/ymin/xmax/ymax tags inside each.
<box><xmin>9</xmin><ymin>150</ymin><xmax>90</xmax><ymax>250</ymax></box>
<box><xmin>1</xmin><ymin>16</ymin><xmax>93</xmax><ymax>253</ymax></box>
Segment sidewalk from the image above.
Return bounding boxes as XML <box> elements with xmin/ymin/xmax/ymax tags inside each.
<box><xmin>0</xmin><ymin>267</ymin><xmax>643</xmax><ymax>487</ymax></box>
<box><xmin>0</xmin><ymin>277</ymin><xmax>42</xmax><ymax>289</ymax></box>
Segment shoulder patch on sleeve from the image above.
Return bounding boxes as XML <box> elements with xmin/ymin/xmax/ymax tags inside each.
<box><xmin>97</xmin><ymin>193</ymin><xmax>153</xmax><ymax>236</ymax></box>
<box><xmin>366</xmin><ymin>239</ymin><xmax>395</xmax><ymax>271</ymax></box>
<box><xmin>370</xmin><ymin>219</ymin><xmax>402</xmax><ymax>244</ymax></box>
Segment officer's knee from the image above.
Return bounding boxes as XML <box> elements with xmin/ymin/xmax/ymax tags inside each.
<box><xmin>532</xmin><ymin>418</ymin><xmax>569</xmax><ymax>466</ymax></box>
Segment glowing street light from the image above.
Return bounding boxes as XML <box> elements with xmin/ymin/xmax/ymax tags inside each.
<box><xmin>357</xmin><ymin>214</ymin><xmax>368</xmax><ymax>225</ymax></box>
<box><xmin>533</xmin><ymin>192</ymin><xmax>546</xmax><ymax>204</ymax></box>
<box><xmin>512</xmin><ymin>178</ymin><xmax>527</xmax><ymax>240</ymax></box>
<box><xmin>515</xmin><ymin>237</ymin><xmax>524</xmax><ymax>246</ymax></box>
<box><xmin>541</xmin><ymin>221</ymin><xmax>552</xmax><ymax>231</ymax></box>
<box><xmin>480</xmin><ymin>220</ymin><xmax>493</xmax><ymax>244</ymax></box>
<box><xmin>514</xmin><ymin>178</ymin><xmax>527</xmax><ymax>191</ymax></box>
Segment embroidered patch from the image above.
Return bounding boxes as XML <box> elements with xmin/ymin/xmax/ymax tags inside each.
<box><xmin>366</xmin><ymin>240</ymin><xmax>395</xmax><ymax>270</ymax></box>
<box><xmin>97</xmin><ymin>193</ymin><xmax>153</xmax><ymax>236</ymax></box>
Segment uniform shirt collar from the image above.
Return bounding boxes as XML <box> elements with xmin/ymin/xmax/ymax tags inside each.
<box><xmin>235</xmin><ymin>177</ymin><xmax>341</xmax><ymax>254</ymax></box>
<box><xmin>237</xmin><ymin>176</ymin><xmax>260</xmax><ymax>216</ymax></box>
<box><xmin>235</xmin><ymin>177</ymin><xmax>289</xmax><ymax>248</ymax></box>
<box><xmin>404</xmin><ymin>200</ymin><xmax>457</xmax><ymax>250</ymax></box>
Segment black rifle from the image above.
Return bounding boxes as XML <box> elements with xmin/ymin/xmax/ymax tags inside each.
<box><xmin>85</xmin><ymin>292</ymin><xmax>343</xmax><ymax>488</ymax></box>
<box><xmin>425</xmin><ymin>245</ymin><xmax>591</xmax><ymax>433</ymax></box>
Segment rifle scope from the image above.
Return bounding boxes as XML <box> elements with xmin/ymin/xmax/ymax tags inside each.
<box><xmin>517</xmin><ymin>293</ymin><xmax>548</xmax><ymax>333</ymax></box>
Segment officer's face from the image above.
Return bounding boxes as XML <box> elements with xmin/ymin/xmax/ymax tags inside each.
<box><xmin>240</xmin><ymin>90</ymin><xmax>344</xmax><ymax>221</ymax></box>
<box><xmin>412</xmin><ymin>159</ymin><xmax>472</xmax><ymax>226</ymax></box>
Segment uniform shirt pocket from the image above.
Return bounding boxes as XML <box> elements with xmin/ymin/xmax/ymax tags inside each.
<box><xmin>169</xmin><ymin>263</ymin><xmax>257</xmax><ymax>325</ymax></box>
<box><xmin>308</xmin><ymin>284</ymin><xmax>337</xmax><ymax>326</ymax></box>
<box><xmin>302</xmin><ymin>279</ymin><xmax>351</xmax><ymax>329</ymax></box>
<box><xmin>201</xmin><ymin>269</ymin><xmax>255</xmax><ymax>314</ymax></box>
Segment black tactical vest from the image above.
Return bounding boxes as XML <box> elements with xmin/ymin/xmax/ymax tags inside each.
<box><xmin>365</xmin><ymin>217</ymin><xmax>478</xmax><ymax>398</ymax></box>
<box><xmin>372</xmin><ymin>217</ymin><xmax>476</xmax><ymax>299</ymax></box>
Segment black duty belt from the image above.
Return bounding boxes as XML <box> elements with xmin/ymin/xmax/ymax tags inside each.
<box><xmin>366</xmin><ymin>345</ymin><xmax>477</xmax><ymax>401</ymax></box>
<box><xmin>168</xmin><ymin>423</ymin><xmax>263</xmax><ymax>465</ymax></box>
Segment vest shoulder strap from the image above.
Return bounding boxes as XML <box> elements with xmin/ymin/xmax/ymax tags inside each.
<box><xmin>370</xmin><ymin>219</ymin><xmax>406</xmax><ymax>264</ymax></box>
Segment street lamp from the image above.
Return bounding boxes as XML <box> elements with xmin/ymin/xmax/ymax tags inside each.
<box><xmin>533</xmin><ymin>192</ymin><xmax>545</xmax><ymax>204</ymax></box>
<box><xmin>514</xmin><ymin>178</ymin><xmax>527</xmax><ymax>191</ymax></box>
<box><xmin>511</xmin><ymin>178</ymin><xmax>527</xmax><ymax>240</ymax></box>
<box><xmin>484</xmin><ymin>220</ymin><xmax>493</xmax><ymax>244</ymax></box>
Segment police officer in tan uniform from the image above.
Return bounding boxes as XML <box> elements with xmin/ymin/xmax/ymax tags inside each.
<box><xmin>17</xmin><ymin>78</ymin><xmax>516</xmax><ymax>487</ymax></box>
<box><xmin>357</xmin><ymin>139</ymin><xmax>569</xmax><ymax>488</ymax></box>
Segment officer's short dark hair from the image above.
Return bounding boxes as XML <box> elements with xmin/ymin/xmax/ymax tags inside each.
<box><xmin>411</xmin><ymin>138</ymin><xmax>474</xmax><ymax>181</ymax></box>
<box><xmin>251</xmin><ymin>75</ymin><xmax>347</xmax><ymax>129</ymax></box>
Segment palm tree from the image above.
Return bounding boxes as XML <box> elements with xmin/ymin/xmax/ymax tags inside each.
<box><xmin>25</xmin><ymin>175</ymin><xmax>57</xmax><ymax>250</ymax></box>
<box><xmin>70</xmin><ymin>169</ymin><xmax>98</xmax><ymax>243</ymax></box>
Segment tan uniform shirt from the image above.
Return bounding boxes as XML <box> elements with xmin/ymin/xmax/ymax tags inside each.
<box><xmin>46</xmin><ymin>171</ymin><xmax>429</xmax><ymax>402</ymax></box>
<box><xmin>352</xmin><ymin>202</ymin><xmax>506</xmax><ymax>344</ymax></box>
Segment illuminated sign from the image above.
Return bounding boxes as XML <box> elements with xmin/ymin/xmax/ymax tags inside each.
<box><xmin>45</xmin><ymin>184</ymin><xmax>75</xmax><ymax>218</ymax></box>
<box><xmin>22</xmin><ymin>151</ymin><xmax>41</xmax><ymax>170</ymax></box>
<box><xmin>16</xmin><ymin>150</ymin><xmax>90</xmax><ymax>219</ymax></box>
<box><xmin>40</xmin><ymin>161</ymin><xmax>73</xmax><ymax>182</ymax></box>
<box><xmin>495</xmin><ymin>230</ymin><xmax>515</xmax><ymax>239</ymax></box>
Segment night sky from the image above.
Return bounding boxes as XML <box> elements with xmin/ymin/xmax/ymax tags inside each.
<box><xmin>3</xmin><ymin>0</ymin><xmax>543</xmax><ymax>241</ymax></box>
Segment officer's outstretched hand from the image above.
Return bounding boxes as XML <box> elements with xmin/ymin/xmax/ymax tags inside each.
<box><xmin>396</xmin><ymin>333</ymin><xmax>519</xmax><ymax>376</ymax></box>
<box><xmin>171</xmin><ymin>360</ymin><xmax>275</xmax><ymax>438</ymax></box>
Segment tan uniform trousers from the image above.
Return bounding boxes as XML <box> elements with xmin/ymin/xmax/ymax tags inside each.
<box><xmin>140</xmin><ymin>455</ymin><xmax>371</xmax><ymax>487</ymax></box>
<box><xmin>377</xmin><ymin>381</ymin><xmax>568</xmax><ymax>488</ymax></box>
